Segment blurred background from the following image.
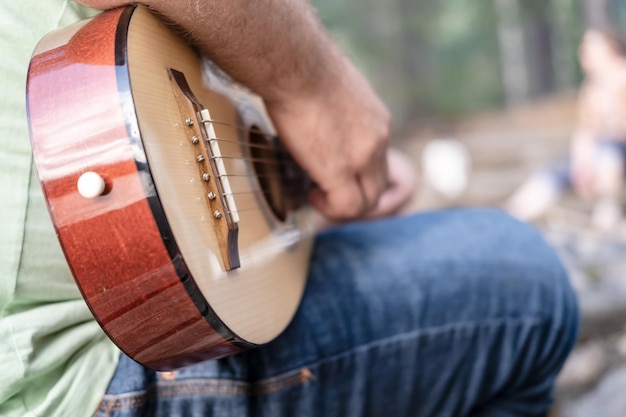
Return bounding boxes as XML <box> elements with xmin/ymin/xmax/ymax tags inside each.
<box><xmin>311</xmin><ymin>0</ymin><xmax>619</xmax><ymax>209</ymax></box>
<box><xmin>317</xmin><ymin>0</ymin><xmax>621</xmax><ymax>123</ymax></box>
<box><xmin>311</xmin><ymin>0</ymin><xmax>626</xmax><ymax>415</ymax></box>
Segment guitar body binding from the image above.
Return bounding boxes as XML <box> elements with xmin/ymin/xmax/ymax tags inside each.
<box><xmin>26</xmin><ymin>6</ymin><xmax>315</xmax><ymax>370</ymax></box>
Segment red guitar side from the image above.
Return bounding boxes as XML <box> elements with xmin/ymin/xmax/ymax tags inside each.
<box><xmin>27</xmin><ymin>6</ymin><xmax>314</xmax><ymax>370</ymax></box>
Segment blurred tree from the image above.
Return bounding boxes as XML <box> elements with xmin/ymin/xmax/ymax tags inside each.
<box><xmin>610</xmin><ymin>0</ymin><xmax>626</xmax><ymax>33</ymax></box>
<box><xmin>428</xmin><ymin>0</ymin><xmax>503</xmax><ymax>116</ymax></box>
<box><xmin>312</xmin><ymin>0</ymin><xmax>591</xmax><ymax>126</ymax></box>
<box><xmin>521</xmin><ymin>1</ymin><xmax>557</xmax><ymax>97</ymax></box>
<box><xmin>583</xmin><ymin>0</ymin><xmax>610</xmax><ymax>26</ymax></box>
<box><xmin>495</xmin><ymin>0</ymin><xmax>529</xmax><ymax>105</ymax></box>
<box><xmin>552</xmin><ymin>0</ymin><xmax>583</xmax><ymax>90</ymax></box>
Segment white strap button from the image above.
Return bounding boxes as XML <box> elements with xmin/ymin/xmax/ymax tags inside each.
<box><xmin>77</xmin><ymin>171</ymin><xmax>106</xmax><ymax>199</ymax></box>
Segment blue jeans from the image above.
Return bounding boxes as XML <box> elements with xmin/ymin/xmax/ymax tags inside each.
<box><xmin>93</xmin><ymin>209</ymin><xmax>579</xmax><ymax>417</ymax></box>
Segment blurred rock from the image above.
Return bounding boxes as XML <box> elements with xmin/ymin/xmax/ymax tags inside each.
<box><xmin>564</xmin><ymin>365</ymin><xmax>626</xmax><ymax>417</ymax></box>
<box><xmin>557</xmin><ymin>342</ymin><xmax>606</xmax><ymax>389</ymax></box>
<box><xmin>542</xmin><ymin>218</ymin><xmax>626</xmax><ymax>339</ymax></box>
<box><xmin>543</xmin><ymin>216</ymin><xmax>626</xmax><ymax>416</ymax></box>
<box><xmin>616</xmin><ymin>333</ymin><xmax>626</xmax><ymax>358</ymax></box>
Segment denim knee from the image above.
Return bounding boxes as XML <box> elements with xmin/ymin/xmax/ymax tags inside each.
<box><xmin>466</xmin><ymin>209</ymin><xmax>580</xmax><ymax>370</ymax></box>
<box><xmin>406</xmin><ymin>208</ymin><xmax>579</xmax><ymax>345</ymax></box>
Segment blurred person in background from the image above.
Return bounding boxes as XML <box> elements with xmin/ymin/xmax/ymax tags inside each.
<box><xmin>508</xmin><ymin>27</ymin><xmax>626</xmax><ymax>230</ymax></box>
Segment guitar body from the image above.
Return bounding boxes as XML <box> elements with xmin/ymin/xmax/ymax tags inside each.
<box><xmin>27</xmin><ymin>6</ymin><xmax>315</xmax><ymax>370</ymax></box>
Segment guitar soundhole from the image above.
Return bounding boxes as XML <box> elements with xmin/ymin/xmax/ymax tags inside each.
<box><xmin>249</xmin><ymin>127</ymin><xmax>308</xmax><ymax>222</ymax></box>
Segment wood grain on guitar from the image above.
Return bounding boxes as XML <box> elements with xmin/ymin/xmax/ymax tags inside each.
<box><xmin>27</xmin><ymin>5</ymin><xmax>315</xmax><ymax>370</ymax></box>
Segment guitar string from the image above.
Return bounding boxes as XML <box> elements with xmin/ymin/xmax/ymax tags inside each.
<box><xmin>186</xmin><ymin>118</ymin><xmax>315</xmax><ymax>210</ymax></box>
<box><xmin>192</xmin><ymin>154</ymin><xmax>308</xmax><ymax>189</ymax></box>
<box><xmin>213</xmin><ymin>178</ymin><xmax>309</xmax><ymax>195</ymax></box>
<box><xmin>183</xmin><ymin>108</ymin><xmax>322</xmax><ymax>231</ymax></box>
<box><xmin>206</xmin><ymin>142</ymin><xmax>296</xmax><ymax>166</ymax></box>
<box><xmin>201</xmin><ymin>163</ymin><xmax>310</xmax><ymax>199</ymax></box>
<box><xmin>192</xmin><ymin>131</ymin><xmax>300</xmax><ymax>169</ymax></box>
<box><xmin>201</xmin><ymin>118</ymin><xmax>276</xmax><ymax>138</ymax></box>
<box><xmin>210</xmin><ymin>155</ymin><xmax>285</xmax><ymax>165</ymax></box>
<box><xmin>215</xmin><ymin>169</ymin><xmax>309</xmax><ymax>185</ymax></box>
<box><xmin>190</xmin><ymin>114</ymin><xmax>321</xmax><ymax>177</ymax></box>
<box><xmin>210</xmin><ymin>136</ymin><xmax>290</xmax><ymax>153</ymax></box>
<box><xmin>202</xmin><ymin>168</ymin><xmax>310</xmax><ymax>214</ymax></box>
<box><xmin>208</xmin><ymin>191</ymin><xmax>307</xmax><ymax>217</ymax></box>
<box><xmin>200</xmin><ymin>152</ymin><xmax>310</xmax><ymax>181</ymax></box>
<box><xmin>216</xmin><ymin>177</ymin><xmax>310</xmax><ymax>194</ymax></box>
<box><xmin>196</xmin><ymin>119</ymin><xmax>304</xmax><ymax>159</ymax></box>
<box><xmin>220</xmin><ymin>185</ymin><xmax>309</xmax><ymax>198</ymax></box>
<box><xmin>216</xmin><ymin>172</ymin><xmax>307</xmax><ymax>180</ymax></box>
<box><xmin>215</xmin><ymin>182</ymin><xmax>311</xmax><ymax>203</ymax></box>
<box><xmin>202</xmin><ymin>151</ymin><xmax>309</xmax><ymax>187</ymax></box>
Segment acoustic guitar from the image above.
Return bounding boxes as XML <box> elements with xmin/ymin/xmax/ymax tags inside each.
<box><xmin>27</xmin><ymin>5</ymin><xmax>315</xmax><ymax>370</ymax></box>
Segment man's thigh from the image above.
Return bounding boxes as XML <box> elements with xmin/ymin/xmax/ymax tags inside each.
<box><xmin>247</xmin><ymin>209</ymin><xmax>578</xmax><ymax>417</ymax></box>
<box><xmin>94</xmin><ymin>209</ymin><xmax>578</xmax><ymax>417</ymax></box>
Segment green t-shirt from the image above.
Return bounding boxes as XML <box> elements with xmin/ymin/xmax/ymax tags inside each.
<box><xmin>0</xmin><ymin>1</ymin><xmax>120</xmax><ymax>416</ymax></box>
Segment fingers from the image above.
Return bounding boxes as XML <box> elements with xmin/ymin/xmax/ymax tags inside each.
<box><xmin>309</xmin><ymin>141</ymin><xmax>389</xmax><ymax>220</ymax></box>
<box><xmin>306</xmin><ymin>169</ymin><xmax>388</xmax><ymax>221</ymax></box>
<box><xmin>358</xmin><ymin>141</ymin><xmax>389</xmax><ymax>212</ymax></box>
<box><xmin>365</xmin><ymin>149</ymin><xmax>417</xmax><ymax>219</ymax></box>
<box><xmin>308</xmin><ymin>181</ymin><xmax>363</xmax><ymax>220</ymax></box>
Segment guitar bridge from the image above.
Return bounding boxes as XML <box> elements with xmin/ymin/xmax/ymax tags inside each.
<box><xmin>197</xmin><ymin>108</ymin><xmax>240</xmax><ymax>225</ymax></box>
<box><xmin>168</xmin><ymin>68</ymin><xmax>240</xmax><ymax>271</ymax></box>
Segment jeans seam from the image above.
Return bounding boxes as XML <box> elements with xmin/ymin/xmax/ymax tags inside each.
<box><xmin>93</xmin><ymin>316</ymin><xmax>557</xmax><ymax>415</ymax></box>
<box><xmin>93</xmin><ymin>368</ymin><xmax>320</xmax><ymax>414</ymax></box>
<box><xmin>252</xmin><ymin>367</ymin><xmax>316</xmax><ymax>395</ymax></box>
<box><xmin>293</xmin><ymin>316</ymin><xmax>550</xmax><ymax>374</ymax></box>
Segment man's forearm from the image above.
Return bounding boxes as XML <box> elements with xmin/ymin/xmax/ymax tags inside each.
<box><xmin>79</xmin><ymin>0</ymin><xmax>343</xmax><ymax>104</ymax></box>
<box><xmin>78</xmin><ymin>0</ymin><xmax>391</xmax><ymax>220</ymax></box>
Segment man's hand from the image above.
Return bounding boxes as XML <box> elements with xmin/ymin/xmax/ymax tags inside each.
<box><xmin>366</xmin><ymin>148</ymin><xmax>416</xmax><ymax>219</ymax></box>
<box><xmin>315</xmin><ymin>148</ymin><xmax>417</xmax><ymax>230</ymax></box>
<box><xmin>266</xmin><ymin>55</ymin><xmax>390</xmax><ymax>220</ymax></box>
<box><xmin>78</xmin><ymin>0</ymin><xmax>390</xmax><ymax>220</ymax></box>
